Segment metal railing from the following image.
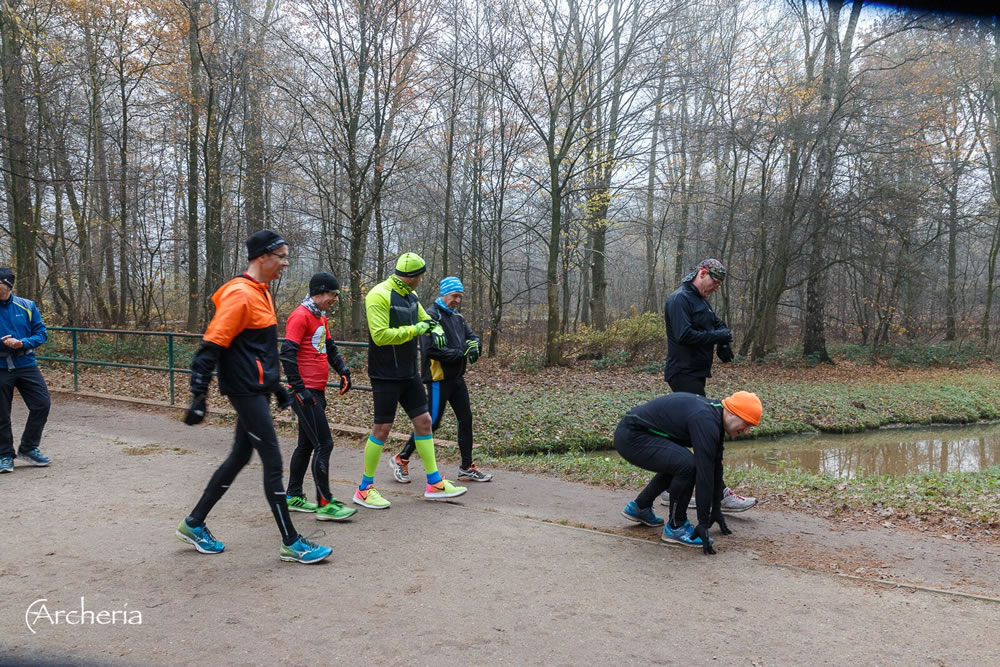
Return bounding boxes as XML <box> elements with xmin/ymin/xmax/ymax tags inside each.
<box><xmin>37</xmin><ymin>326</ymin><xmax>368</xmax><ymax>405</ymax></box>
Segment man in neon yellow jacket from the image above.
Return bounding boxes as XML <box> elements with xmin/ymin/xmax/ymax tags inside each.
<box><xmin>353</xmin><ymin>252</ymin><xmax>468</xmax><ymax>509</ymax></box>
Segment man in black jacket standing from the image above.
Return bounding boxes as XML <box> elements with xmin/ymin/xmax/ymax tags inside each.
<box><xmin>664</xmin><ymin>258</ymin><xmax>733</xmax><ymax>394</ymax></box>
<box><xmin>662</xmin><ymin>258</ymin><xmax>756</xmax><ymax>512</ymax></box>
<box><xmin>390</xmin><ymin>276</ymin><xmax>492</xmax><ymax>483</ymax></box>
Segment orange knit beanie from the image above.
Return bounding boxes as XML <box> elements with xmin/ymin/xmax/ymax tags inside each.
<box><xmin>721</xmin><ymin>391</ymin><xmax>762</xmax><ymax>426</ymax></box>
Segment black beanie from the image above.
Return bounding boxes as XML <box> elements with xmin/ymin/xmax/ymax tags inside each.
<box><xmin>246</xmin><ymin>229</ymin><xmax>287</xmax><ymax>260</ymax></box>
<box><xmin>0</xmin><ymin>268</ymin><xmax>13</xmax><ymax>288</ymax></box>
<box><xmin>309</xmin><ymin>272</ymin><xmax>340</xmax><ymax>296</ymax></box>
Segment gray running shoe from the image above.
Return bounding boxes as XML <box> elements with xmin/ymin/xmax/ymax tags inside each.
<box><xmin>389</xmin><ymin>454</ymin><xmax>410</xmax><ymax>483</ymax></box>
<box><xmin>660</xmin><ymin>488</ymin><xmax>757</xmax><ymax>513</ymax></box>
<box><xmin>720</xmin><ymin>487</ymin><xmax>757</xmax><ymax>512</ymax></box>
<box><xmin>659</xmin><ymin>491</ymin><xmax>694</xmax><ymax>507</ymax></box>
<box><xmin>457</xmin><ymin>464</ymin><xmax>493</xmax><ymax>482</ymax></box>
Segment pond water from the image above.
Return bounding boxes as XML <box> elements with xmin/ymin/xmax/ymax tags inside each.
<box><xmin>598</xmin><ymin>422</ymin><xmax>1000</xmax><ymax>478</ymax></box>
<box><xmin>723</xmin><ymin>423</ymin><xmax>1000</xmax><ymax>478</ymax></box>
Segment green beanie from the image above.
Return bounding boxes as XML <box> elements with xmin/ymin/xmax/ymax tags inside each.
<box><xmin>395</xmin><ymin>252</ymin><xmax>426</xmax><ymax>277</ymax></box>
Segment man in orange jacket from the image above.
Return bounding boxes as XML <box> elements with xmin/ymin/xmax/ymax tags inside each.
<box><xmin>175</xmin><ymin>230</ymin><xmax>332</xmax><ymax>564</ymax></box>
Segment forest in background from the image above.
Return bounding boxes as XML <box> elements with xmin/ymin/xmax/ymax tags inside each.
<box><xmin>2</xmin><ymin>0</ymin><xmax>1000</xmax><ymax>364</ymax></box>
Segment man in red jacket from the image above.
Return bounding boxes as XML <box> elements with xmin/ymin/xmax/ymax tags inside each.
<box><xmin>280</xmin><ymin>272</ymin><xmax>357</xmax><ymax>521</ymax></box>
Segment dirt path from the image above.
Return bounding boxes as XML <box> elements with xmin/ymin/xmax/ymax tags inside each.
<box><xmin>2</xmin><ymin>395</ymin><xmax>998</xmax><ymax>665</ymax></box>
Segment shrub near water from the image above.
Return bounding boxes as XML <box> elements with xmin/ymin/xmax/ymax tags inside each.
<box><xmin>561</xmin><ymin>312</ymin><xmax>665</xmax><ymax>365</ymax></box>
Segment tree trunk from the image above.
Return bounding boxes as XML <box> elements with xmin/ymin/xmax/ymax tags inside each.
<box><xmin>981</xmin><ymin>22</ymin><xmax>1000</xmax><ymax>347</ymax></box>
<box><xmin>644</xmin><ymin>61</ymin><xmax>667</xmax><ymax>313</ymax></box>
<box><xmin>545</xmin><ymin>156</ymin><xmax>563</xmax><ymax>365</ymax></box>
<box><xmin>117</xmin><ymin>70</ymin><xmax>130</xmax><ymax>325</ymax></box>
<box><xmin>185</xmin><ymin>0</ymin><xmax>201</xmax><ymax>331</ymax></box>
<box><xmin>944</xmin><ymin>174</ymin><xmax>959</xmax><ymax>341</ymax></box>
<box><xmin>1</xmin><ymin>3</ymin><xmax>39</xmax><ymax>299</ymax></box>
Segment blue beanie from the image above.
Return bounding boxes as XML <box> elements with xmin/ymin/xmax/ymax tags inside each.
<box><xmin>439</xmin><ymin>276</ymin><xmax>464</xmax><ymax>297</ymax></box>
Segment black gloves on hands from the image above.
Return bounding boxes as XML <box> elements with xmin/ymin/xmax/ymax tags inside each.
<box><xmin>713</xmin><ymin>327</ymin><xmax>732</xmax><ymax>344</ymax></box>
<box><xmin>338</xmin><ymin>371</ymin><xmax>352</xmax><ymax>395</ymax></box>
<box><xmin>184</xmin><ymin>394</ymin><xmax>207</xmax><ymax>426</ymax></box>
<box><xmin>712</xmin><ymin>512</ymin><xmax>733</xmax><ymax>536</ymax></box>
<box><xmin>294</xmin><ymin>388</ymin><xmax>316</xmax><ymax>406</ymax></box>
<box><xmin>274</xmin><ymin>386</ymin><xmax>292</xmax><ymax>410</ymax></box>
<box><xmin>717</xmin><ymin>343</ymin><xmax>734</xmax><ymax>363</ymax></box>
<box><xmin>692</xmin><ymin>524</ymin><xmax>716</xmax><ymax>555</ymax></box>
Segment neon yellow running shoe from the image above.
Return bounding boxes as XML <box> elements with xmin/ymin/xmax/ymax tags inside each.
<box><xmin>424</xmin><ymin>479</ymin><xmax>467</xmax><ymax>500</ymax></box>
<box><xmin>352</xmin><ymin>486</ymin><xmax>390</xmax><ymax>509</ymax></box>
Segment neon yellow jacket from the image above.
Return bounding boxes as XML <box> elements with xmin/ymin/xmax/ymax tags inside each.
<box><xmin>365</xmin><ymin>275</ymin><xmax>431</xmax><ymax>380</ymax></box>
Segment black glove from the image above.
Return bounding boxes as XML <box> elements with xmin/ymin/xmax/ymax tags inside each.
<box><xmin>712</xmin><ymin>512</ymin><xmax>733</xmax><ymax>535</ymax></box>
<box><xmin>717</xmin><ymin>343</ymin><xmax>734</xmax><ymax>363</ymax></box>
<box><xmin>274</xmin><ymin>386</ymin><xmax>292</xmax><ymax>410</ymax></box>
<box><xmin>338</xmin><ymin>371</ymin><xmax>352</xmax><ymax>396</ymax></box>
<box><xmin>692</xmin><ymin>524</ymin><xmax>716</xmax><ymax>555</ymax></box>
<box><xmin>713</xmin><ymin>327</ymin><xmax>732</xmax><ymax>344</ymax></box>
<box><xmin>184</xmin><ymin>394</ymin><xmax>207</xmax><ymax>426</ymax></box>
<box><xmin>294</xmin><ymin>388</ymin><xmax>316</xmax><ymax>406</ymax></box>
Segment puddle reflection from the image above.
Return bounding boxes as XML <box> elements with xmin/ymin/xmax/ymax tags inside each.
<box><xmin>725</xmin><ymin>423</ymin><xmax>1000</xmax><ymax>478</ymax></box>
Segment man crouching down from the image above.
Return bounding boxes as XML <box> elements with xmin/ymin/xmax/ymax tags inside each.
<box><xmin>614</xmin><ymin>391</ymin><xmax>762</xmax><ymax>554</ymax></box>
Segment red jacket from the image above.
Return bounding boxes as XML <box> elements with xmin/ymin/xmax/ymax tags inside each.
<box><xmin>279</xmin><ymin>304</ymin><xmax>349</xmax><ymax>392</ymax></box>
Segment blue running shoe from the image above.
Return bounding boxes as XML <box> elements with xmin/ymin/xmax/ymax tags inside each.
<box><xmin>661</xmin><ymin>520</ymin><xmax>710</xmax><ymax>548</ymax></box>
<box><xmin>18</xmin><ymin>449</ymin><xmax>50</xmax><ymax>466</ymax></box>
<box><xmin>175</xmin><ymin>519</ymin><xmax>225</xmax><ymax>554</ymax></box>
<box><xmin>279</xmin><ymin>536</ymin><xmax>333</xmax><ymax>564</ymax></box>
<box><xmin>0</xmin><ymin>456</ymin><xmax>13</xmax><ymax>473</ymax></box>
<box><xmin>621</xmin><ymin>500</ymin><xmax>664</xmax><ymax>527</ymax></box>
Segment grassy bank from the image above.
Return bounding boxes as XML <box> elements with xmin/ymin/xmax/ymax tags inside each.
<box><xmin>41</xmin><ymin>357</ymin><xmax>1000</xmax><ymax>532</ymax></box>
<box><xmin>43</xmin><ymin>358</ymin><xmax>1000</xmax><ymax>455</ymax></box>
<box><xmin>455</xmin><ymin>364</ymin><xmax>1000</xmax><ymax>457</ymax></box>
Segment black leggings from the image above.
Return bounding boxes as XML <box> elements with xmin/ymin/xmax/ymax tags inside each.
<box><xmin>613</xmin><ymin>421</ymin><xmax>695</xmax><ymax>525</ymax></box>
<box><xmin>188</xmin><ymin>393</ymin><xmax>297</xmax><ymax>544</ymax></box>
<box><xmin>399</xmin><ymin>377</ymin><xmax>474</xmax><ymax>468</ymax></box>
<box><xmin>667</xmin><ymin>373</ymin><xmax>706</xmax><ymax>396</ymax></box>
<box><xmin>0</xmin><ymin>366</ymin><xmax>50</xmax><ymax>458</ymax></box>
<box><xmin>287</xmin><ymin>391</ymin><xmax>335</xmax><ymax>502</ymax></box>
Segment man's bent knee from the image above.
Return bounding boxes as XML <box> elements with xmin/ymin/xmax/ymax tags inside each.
<box><xmin>412</xmin><ymin>412</ymin><xmax>432</xmax><ymax>434</ymax></box>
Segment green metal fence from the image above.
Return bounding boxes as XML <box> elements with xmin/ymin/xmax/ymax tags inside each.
<box><xmin>37</xmin><ymin>326</ymin><xmax>368</xmax><ymax>405</ymax></box>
